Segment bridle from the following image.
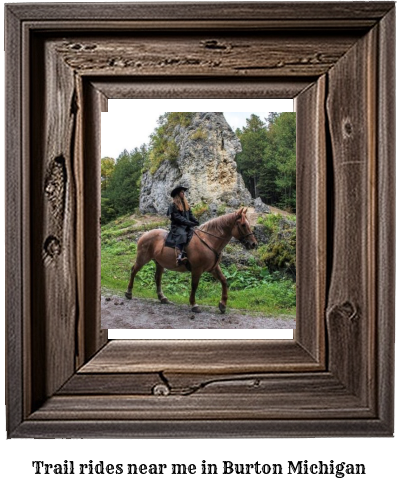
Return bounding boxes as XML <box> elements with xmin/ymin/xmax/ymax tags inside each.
<box><xmin>196</xmin><ymin>219</ymin><xmax>254</xmax><ymax>243</ymax></box>
<box><xmin>193</xmin><ymin>218</ymin><xmax>255</xmax><ymax>270</ymax></box>
<box><xmin>234</xmin><ymin>219</ymin><xmax>255</xmax><ymax>244</ymax></box>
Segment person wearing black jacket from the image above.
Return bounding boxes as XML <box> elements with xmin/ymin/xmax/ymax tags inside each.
<box><xmin>165</xmin><ymin>185</ymin><xmax>199</xmax><ymax>265</ymax></box>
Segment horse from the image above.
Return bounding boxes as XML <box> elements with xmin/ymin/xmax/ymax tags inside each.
<box><xmin>125</xmin><ymin>207</ymin><xmax>258</xmax><ymax>313</ymax></box>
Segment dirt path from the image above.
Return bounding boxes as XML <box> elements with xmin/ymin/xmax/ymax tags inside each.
<box><xmin>101</xmin><ymin>295</ymin><xmax>296</xmax><ymax>330</ymax></box>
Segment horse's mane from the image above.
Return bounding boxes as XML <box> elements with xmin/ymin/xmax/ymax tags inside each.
<box><xmin>199</xmin><ymin>212</ymin><xmax>236</xmax><ymax>234</ymax></box>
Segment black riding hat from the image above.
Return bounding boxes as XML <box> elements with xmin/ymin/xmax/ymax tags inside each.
<box><xmin>170</xmin><ymin>185</ymin><xmax>188</xmax><ymax>197</ymax></box>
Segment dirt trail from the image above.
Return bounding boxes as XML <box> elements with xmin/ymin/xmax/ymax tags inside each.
<box><xmin>101</xmin><ymin>295</ymin><xmax>296</xmax><ymax>330</ymax></box>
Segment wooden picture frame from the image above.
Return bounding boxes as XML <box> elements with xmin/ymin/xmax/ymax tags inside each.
<box><xmin>5</xmin><ymin>2</ymin><xmax>395</xmax><ymax>438</ymax></box>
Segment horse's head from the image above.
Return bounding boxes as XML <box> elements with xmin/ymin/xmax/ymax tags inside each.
<box><xmin>232</xmin><ymin>208</ymin><xmax>258</xmax><ymax>250</ymax></box>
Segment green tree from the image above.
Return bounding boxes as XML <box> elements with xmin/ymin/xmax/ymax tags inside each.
<box><xmin>236</xmin><ymin>112</ymin><xmax>296</xmax><ymax>211</ymax></box>
<box><xmin>101</xmin><ymin>147</ymin><xmax>146</xmax><ymax>223</ymax></box>
<box><xmin>101</xmin><ymin>196</ymin><xmax>116</xmax><ymax>224</ymax></box>
<box><xmin>101</xmin><ymin>157</ymin><xmax>115</xmax><ymax>190</ymax></box>
<box><xmin>261</xmin><ymin>112</ymin><xmax>296</xmax><ymax>211</ymax></box>
<box><xmin>235</xmin><ymin>115</ymin><xmax>268</xmax><ymax>198</ymax></box>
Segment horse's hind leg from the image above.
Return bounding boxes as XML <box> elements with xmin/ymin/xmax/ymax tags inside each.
<box><xmin>211</xmin><ymin>265</ymin><xmax>228</xmax><ymax>314</ymax></box>
<box><xmin>155</xmin><ymin>262</ymin><xmax>169</xmax><ymax>304</ymax></box>
<box><xmin>190</xmin><ymin>270</ymin><xmax>202</xmax><ymax>313</ymax></box>
<box><xmin>125</xmin><ymin>252</ymin><xmax>151</xmax><ymax>299</ymax></box>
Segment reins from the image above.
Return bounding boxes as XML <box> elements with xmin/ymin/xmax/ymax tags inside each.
<box><xmin>195</xmin><ymin>228</ymin><xmax>225</xmax><ymax>240</ymax></box>
<box><xmin>193</xmin><ymin>230</ymin><xmax>221</xmax><ymax>271</ymax></box>
<box><xmin>193</xmin><ymin>217</ymin><xmax>254</xmax><ymax>271</ymax></box>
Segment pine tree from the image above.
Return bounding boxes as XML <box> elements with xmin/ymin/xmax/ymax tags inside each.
<box><xmin>236</xmin><ymin>112</ymin><xmax>296</xmax><ymax>212</ymax></box>
<box><xmin>235</xmin><ymin>115</ymin><xmax>268</xmax><ymax>198</ymax></box>
<box><xmin>101</xmin><ymin>147</ymin><xmax>146</xmax><ymax>223</ymax></box>
<box><xmin>261</xmin><ymin>112</ymin><xmax>296</xmax><ymax>211</ymax></box>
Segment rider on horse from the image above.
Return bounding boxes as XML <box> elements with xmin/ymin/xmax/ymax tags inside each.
<box><xmin>165</xmin><ymin>185</ymin><xmax>199</xmax><ymax>266</ymax></box>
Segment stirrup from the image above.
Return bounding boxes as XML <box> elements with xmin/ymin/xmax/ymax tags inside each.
<box><xmin>177</xmin><ymin>252</ymin><xmax>188</xmax><ymax>265</ymax></box>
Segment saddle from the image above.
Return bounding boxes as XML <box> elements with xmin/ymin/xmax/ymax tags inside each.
<box><xmin>164</xmin><ymin>228</ymin><xmax>195</xmax><ymax>249</ymax></box>
<box><xmin>163</xmin><ymin>234</ymin><xmax>192</xmax><ymax>271</ymax></box>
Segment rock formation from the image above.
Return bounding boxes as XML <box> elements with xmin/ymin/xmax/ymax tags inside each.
<box><xmin>139</xmin><ymin>112</ymin><xmax>253</xmax><ymax>215</ymax></box>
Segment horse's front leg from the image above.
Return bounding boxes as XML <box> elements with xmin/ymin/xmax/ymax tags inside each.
<box><xmin>190</xmin><ymin>271</ymin><xmax>202</xmax><ymax>313</ymax></box>
<box><xmin>211</xmin><ymin>265</ymin><xmax>228</xmax><ymax>314</ymax></box>
<box><xmin>155</xmin><ymin>262</ymin><xmax>169</xmax><ymax>304</ymax></box>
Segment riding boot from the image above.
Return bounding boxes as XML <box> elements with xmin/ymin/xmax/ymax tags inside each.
<box><xmin>177</xmin><ymin>252</ymin><xmax>188</xmax><ymax>266</ymax></box>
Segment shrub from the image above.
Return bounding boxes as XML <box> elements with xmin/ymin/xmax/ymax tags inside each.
<box><xmin>166</xmin><ymin>112</ymin><xmax>194</xmax><ymax>128</ymax></box>
<box><xmin>257</xmin><ymin>213</ymin><xmax>284</xmax><ymax>237</ymax></box>
<box><xmin>101</xmin><ymin>197</ymin><xmax>116</xmax><ymax>224</ymax></box>
<box><xmin>217</xmin><ymin>203</ymin><xmax>227</xmax><ymax>215</ymax></box>
<box><xmin>190</xmin><ymin>127</ymin><xmax>207</xmax><ymax>140</ymax></box>
<box><xmin>192</xmin><ymin>201</ymin><xmax>209</xmax><ymax>219</ymax></box>
<box><xmin>148</xmin><ymin>139</ymin><xmax>180</xmax><ymax>174</ymax></box>
<box><xmin>257</xmin><ymin>213</ymin><xmax>296</xmax><ymax>278</ymax></box>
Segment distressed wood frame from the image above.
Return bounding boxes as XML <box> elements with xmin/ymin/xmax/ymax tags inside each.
<box><xmin>5</xmin><ymin>2</ymin><xmax>395</xmax><ymax>437</ymax></box>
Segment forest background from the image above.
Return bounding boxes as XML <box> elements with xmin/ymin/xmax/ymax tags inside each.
<box><xmin>101</xmin><ymin>112</ymin><xmax>296</xmax><ymax>223</ymax></box>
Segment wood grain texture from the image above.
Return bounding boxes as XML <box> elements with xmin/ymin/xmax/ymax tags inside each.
<box><xmin>62</xmin><ymin>371</ymin><xmax>358</xmax><ymax>397</ymax></box>
<box><xmin>13</xmin><ymin>418</ymin><xmax>391</xmax><ymax>439</ymax></box>
<box><xmin>92</xmin><ymin>78</ymin><xmax>311</xmax><ymax>100</ymax></box>
<box><xmin>79</xmin><ymin>340</ymin><xmax>320</xmax><ymax>374</ymax></box>
<box><xmin>7</xmin><ymin>2</ymin><xmax>394</xmax><ymax>23</ymax></box>
<box><xmin>35</xmin><ymin>371</ymin><xmax>374</xmax><ymax>423</ymax></box>
<box><xmin>30</xmin><ymin>37</ymin><xmax>78</xmax><ymax>408</ymax></box>
<box><xmin>5</xmin><ymin>5</ymin><xmax>24</xmax><ymax>436</ymax></box>
<box><xmin>326</xmin><ymin>27</ymin><xmax>377</xmax><ymax>405</ymax></box>
<box><xmin>73</xmin><ymin>73</ymin><xmax>85</xmax><ymax>370</ymax></box>
<box><xmin>54</xmin><ymin>33</ymin><xmax>360</xmax><ymax>78</ymax></box>
<box><xmin>81</xmin><ymin>82</ymin><xmax>108</xmax><ymax>361</ymax></box>
<box><xmin>376</xmin><ymin>7</ymin><xmax>395</xmax><ymax>432</ymax></box>
<box><xmin>5</xmin><ymin>2</ymin><xmax>395</xmax><ymax>438</ymax></box>
<box><xmin>29</xmin><ymin>392</ymin><xmax>371</xmax><ymax>421</ymax></box>
<box><xmin>296</xmin><ymin>76</ymin><xmax>326</xmax><ymax>363</ymax></box>
<box><xmin>58</xmin><ymin>372</ymin><xmax>163</xmax><ymax>396</ymax></box>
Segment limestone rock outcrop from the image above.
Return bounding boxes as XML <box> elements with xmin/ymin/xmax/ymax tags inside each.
<box><xmin>139</xmin><ymin>112</ymin><xmax>253</xmax><ymax>215</ymax></box>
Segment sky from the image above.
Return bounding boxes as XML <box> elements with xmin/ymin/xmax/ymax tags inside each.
<box><xmin>101</xmin><ymin>99</ymin><xmax>294</xmax><ymax>160</ymax></box>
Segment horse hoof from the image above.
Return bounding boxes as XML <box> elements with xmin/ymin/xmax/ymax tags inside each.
<box><xmin>219</xmin><ymin>302</ymin><xmax>226</xmax><ymax>314</ymax></box>
<box><xmin>125</xmin><ymin>292</ymin><xmax>132</xmax><ymax>300</ymax></box>
<box><xmin>160</xmin><ymin>297</ymin><xmax>170</xmax><ymax>304</ymax></box>
<box><xmin>192</xmin><ymin>306</ymin><xmax>201</xmax><ymax>313</ymax></box>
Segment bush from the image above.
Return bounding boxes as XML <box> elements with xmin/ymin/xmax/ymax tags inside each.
<box><xmin>190</xmin><ymin>127</ymin><xmax>207</xmax><ymax>140</ymax></box>
<box><xmin>258</xmin><ymin>213</ymin><xmax>283</xmax><ymax>236</ymax></box>
<box><xmin>257</xmin><ymin>213</ymin><xmax>296</xmax><ymax>278</ymax></box>
<box><xmin>148</xmin><ymin>139</ymin><xmax>179</xmax><ymax>174</ymax></box>
<box><xmin>192</xmin><ymin>201</ymin><xmax>209</xmax><ymax>219</ymax></box>
<box><xmin>217</xmin><ymin>203</ymin><xmax>227</xmax><ymax>215</ymax></box>
<box><xmin>101</xmin><ymin>197</ymin><xmax>116</xmax><ymax>224</ymax></box>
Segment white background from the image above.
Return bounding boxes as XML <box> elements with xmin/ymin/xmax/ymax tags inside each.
<box><xmin>1</xmin><ymin>1</ymin><xmax>397</xmax><ymax>486</ymax></box>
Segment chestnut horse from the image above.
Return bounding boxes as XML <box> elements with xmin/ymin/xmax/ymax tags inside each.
<box><xmin>125</xmin><ymin>208</ymin><xmax>258</xmax><ymax>313</ymax></box>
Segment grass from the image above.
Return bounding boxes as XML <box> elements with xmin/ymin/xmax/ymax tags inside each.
<box><xmin>101</xmin><ymin>215</ymin><xmax>296</xmax><ymax>316</ymax></box>
<box><xmin>101</xmin><ymin>216</ymin><xmax>169</xmax><ymax>244</ymax></box>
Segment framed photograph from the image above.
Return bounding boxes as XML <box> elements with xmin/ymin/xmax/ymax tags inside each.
<box><xmin>5</xmin><ymin>2</ymin><xmax>395</xmax><ymax>437</ymax></box>
<box><xmin>100</xmin><ymin>100</ymin><xmax>297</xmax><ymax>334</ymax></box>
